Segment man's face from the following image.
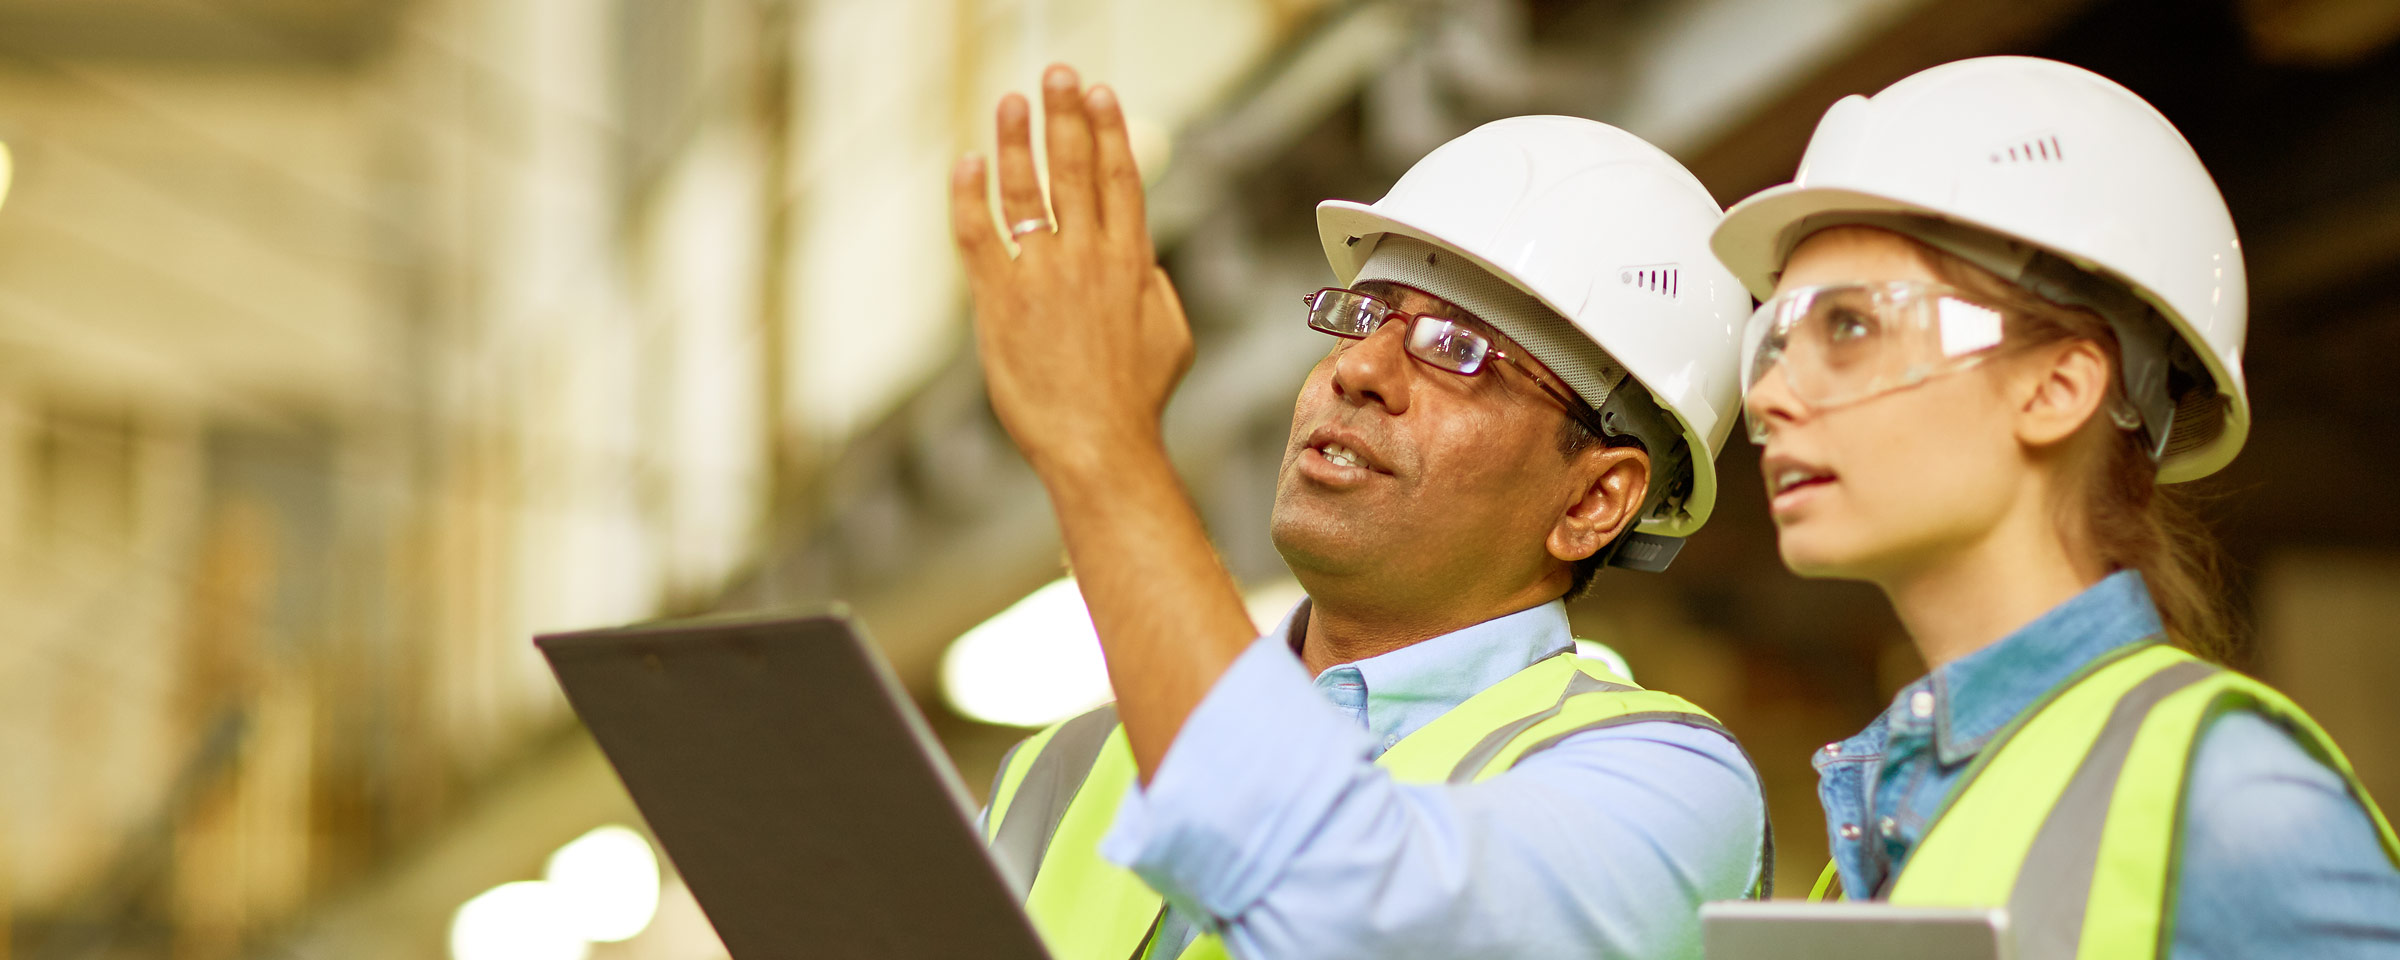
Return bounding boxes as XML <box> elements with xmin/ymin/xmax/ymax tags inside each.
<box><xmin>1269</xmin><ymin>280</ymin><xmax>1606</xmax><ymax>613</ymax></box>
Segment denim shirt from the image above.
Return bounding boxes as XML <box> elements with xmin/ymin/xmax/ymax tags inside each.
<box><xmin>1103</xmin><ymin>599</ymin><xmax>1765</xmax><ymax>960</ymax></box>
<box><xmin>1817</xmin><ymin>570</ymin><xmax>2400</xmax><ymax>956</ymax></box>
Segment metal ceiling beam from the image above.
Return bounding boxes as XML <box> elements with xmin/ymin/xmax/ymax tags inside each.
<box><xmin>1147</xmin><ymin>0</ymin><xmax>1414</xmax><ymax>240</ymax></box>
<box><xmin>0</xmin><ymin>0</ymin><xmax>399</xmax><ymax>66</ymax></box>
<box><xmin>1660</xmin><ymin>0</ymin><xmax>2102</xmax><ymax>204</ymax></box>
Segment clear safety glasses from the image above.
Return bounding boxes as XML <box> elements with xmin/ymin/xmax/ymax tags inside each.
<box><xmin>1302</xmin><ymin>287</ymin><xmax>1605</xmax><ymax>435</ymax></box>
<box><xmin>1740</xmin><ymin>281</ymin><xmax>2013</xmax><ymax>442</ymax></box>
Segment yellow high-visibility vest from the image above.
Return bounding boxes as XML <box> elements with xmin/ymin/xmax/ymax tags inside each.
<box><xmin>1808</xmin><ymin>642</ymin><xmax>2399</xmax><ymax>960</ymax></box>
<box><xmin>983</xmin><ymin>650</ymin><xmax>1768</xmax><ymax>960</ymax></box>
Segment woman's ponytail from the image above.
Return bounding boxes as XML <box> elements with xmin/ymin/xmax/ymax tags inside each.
<box><xmin>2085</xmin><ymin>425</ymin><xmax>2237</xmax><ymax>661</ymax></box>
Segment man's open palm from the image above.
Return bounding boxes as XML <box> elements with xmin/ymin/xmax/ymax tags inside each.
<box><xmin>949</xmin><ymin>64</ymin><xmax>1194</xmax><ymax>477</ymax></box>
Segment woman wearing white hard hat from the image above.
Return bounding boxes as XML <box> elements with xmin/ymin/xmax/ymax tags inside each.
<box><xmin>1714</xmin><ymin>56</ymin><xmax>2399</xmax><ymax>957</ymax></box>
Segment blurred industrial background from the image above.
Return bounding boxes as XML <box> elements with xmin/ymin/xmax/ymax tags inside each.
<box><xmin>0</xmin><ymin>0</ymin><xmax>2396</xmax><ymax>957</ymax></box>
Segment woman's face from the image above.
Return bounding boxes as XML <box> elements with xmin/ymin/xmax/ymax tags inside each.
<box><xmin>1745</xmin><ymin>228</ymin><xmax>2028</xmax><ymax>583</ymax></box>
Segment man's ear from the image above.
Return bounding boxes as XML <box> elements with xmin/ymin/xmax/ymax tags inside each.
<box><xmin>1548</xmin><ymin>445</ymin><xmax>1649</xmax><ymax>563</ymax></box>
<box><xmin>2015</xmin><ymin>338</ymin><xmax>2114</xmax><ymax>449</ymax></box>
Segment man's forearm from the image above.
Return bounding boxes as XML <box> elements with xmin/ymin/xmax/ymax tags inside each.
<box><xmin>946</xmin><ymin>63</ymin><xmax>1241</xmax><ymax>783</ymax></box>
<box><xmin>1037</xmin><ymin>437</ymin><xmax>1260</xmax><ymax>784</ymax></box>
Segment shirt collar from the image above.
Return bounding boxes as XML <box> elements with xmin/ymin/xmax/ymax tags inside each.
<box><xmin>1897</xmin><ymin>569</ymin><xmax>2165</xmax><ymax>765</ymax></box>
<box><xmin>1277</xmin><ymin>598</ymin><xmax>1575</xmax><ymax>747</ymax></box>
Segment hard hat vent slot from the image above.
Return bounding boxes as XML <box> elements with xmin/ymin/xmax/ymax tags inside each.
<box><xmin>2163</xmin><ymin>388</ymin><xmax>2223</xmax><ymax>460</ymax></box>
<box><xmin>1619</xmin><ymin>264</ymin><xmax>1680</xmax><ymax>299</ymax></box>
<box><xmin>1989</xmin><ymin>133</ymin><xmax>2066</xmax><ymax>164</ymax></box>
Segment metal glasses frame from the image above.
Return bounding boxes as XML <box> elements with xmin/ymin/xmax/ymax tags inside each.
<box><xmin>1302</xmin><ymin>287</ymin><xmax>1608</xmax><ymax>438</ymax></box>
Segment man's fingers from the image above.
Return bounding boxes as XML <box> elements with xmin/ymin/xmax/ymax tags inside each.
<box><xmin>993</xmin><ymin>93</ymin><xmax>1051</xmax><ymax>239</ymax></box>
<box><xmin>949</xmin><ymin>153</ymin><xmax>1008</xmax><ymax>279</ymax></box>
<box><xmin>1039</xmin><ymin>64</ymin><xmax>1100</xmax><ymax>236</ymax></box>
<box><xmin>1086</xmin><ymin>85</ymin><xmax>1149</xmax><ymax>252</ymax></box>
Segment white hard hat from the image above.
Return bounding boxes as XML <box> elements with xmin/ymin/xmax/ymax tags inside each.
<box><xmin>1713</xmin><ymin>56</ymin><xmax>2248</xmax><ymax>483</ymax></box>
<box><xmin>1316</xmin><ymin>116</ymin><xmax>1748</xmax><ymax>555</ymax></box>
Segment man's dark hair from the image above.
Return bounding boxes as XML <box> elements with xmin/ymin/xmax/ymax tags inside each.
<box><xmin>1557</xmin><ymin>416</ymin><xmax>1646</xmax><ymax>600</ymax></box>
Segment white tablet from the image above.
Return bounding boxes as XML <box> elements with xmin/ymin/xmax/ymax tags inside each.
<box><xmin>1702</xmin><ymin>900</ymin><xmax>2012</xmax><ymax>960</ymax></box>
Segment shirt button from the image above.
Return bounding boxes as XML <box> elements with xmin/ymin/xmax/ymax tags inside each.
<box><xmin>1839</xmin><ymin>822</ymin><xmax>1862</xmax><ymax>840</ymax></box>
<box><xmin>1909</xmin><ymin>691</ymin><xmax>1935</xmax><ymax>718</ymax></box>
<box><xmin>1878</xmin><ymin>816</ymin><xmax>1899</xmax><ymax>838</ymax></box>
<box><xmin>1822</xmin><ymin>742</ymin><xmax>1843</xmax><ymax>757</ymax></box>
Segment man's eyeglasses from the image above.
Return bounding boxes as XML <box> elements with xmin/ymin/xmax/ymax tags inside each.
<box><xmin>1302</xmin><ymin>287</ymin><xmax>1604</xmax><ymax>436</ymax></box>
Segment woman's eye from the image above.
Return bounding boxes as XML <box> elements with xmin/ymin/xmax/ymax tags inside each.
<box><xmin>1828</xmin><ymin>310</ymin><xmax>1874</xmax><ymax>343</ymax></box>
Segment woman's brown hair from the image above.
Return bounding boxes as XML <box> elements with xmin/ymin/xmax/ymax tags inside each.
<box><xmin>1898</xmin><ymin>233</ymin><xmax>2239</xmax><ymax>662</ymax></box>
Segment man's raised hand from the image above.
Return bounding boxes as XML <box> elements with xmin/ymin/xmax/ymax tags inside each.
<box><xmin>949</xmin><ymin>64</ymin><xmax>1194</xmax><ymax>480</ymax></box>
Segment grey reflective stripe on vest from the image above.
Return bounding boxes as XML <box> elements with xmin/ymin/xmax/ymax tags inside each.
<box><xmin>1444</xmin><ymin>670</ymin><xmax>1639</xmax><ymax>785</ymax></box>
<box><xmin>992</xmin><ymin>703</ymin><xmax>1121</xmax><ymax>899</ymax></box>
<box><xmin>2007</xmin><ymin>660</ymin><xmax>2217</xmax><ymax>960</ymax></box>
<box><xmin>1450</xmin><ymin>702</ymin><xmax>1779</xmax><ymax>900</ymax></box>
<box><xmin>979</xmin><ymin>739</ymin><xmax>1025</xmax><ymax>840</ymax></box>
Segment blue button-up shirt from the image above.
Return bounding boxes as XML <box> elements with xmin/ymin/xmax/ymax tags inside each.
<box><xmin>1817</xmin><ymin>570</ymin><xmax>2400</xmax><ymax>955</ymax></box>
<box><xmin>1100</xmin><ymin>600</ymin><xmax>1764</xmax><ymax>960</ymax></box>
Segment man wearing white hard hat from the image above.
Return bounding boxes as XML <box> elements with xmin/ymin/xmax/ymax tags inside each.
<box><xmin>1715</xmin><ymin>56</ymin><xmax>2399</xmax><ymax>956</ymax></box>
<box><xmin>949</xmin><ymin>64</ymin><xmax>1765</xmax><ymax>959</ymax></box>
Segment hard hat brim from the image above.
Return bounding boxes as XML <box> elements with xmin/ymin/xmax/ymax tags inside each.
<box><xmin>1712</xmin><ymin>182</ymin><xmax>2248</xmax><ymax>483</ymax></box>
<box><xmin>1316</xmin><ymin>198</ymin><xmax>1723</xmax><ymax>537</ymax></box>
<box><xmin>1712</xmin><ymin>184</ymin><xmax>1940</xmax><ymax>300</ymax></box>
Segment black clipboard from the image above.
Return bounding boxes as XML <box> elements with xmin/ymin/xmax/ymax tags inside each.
<box><xmin>537</xmin><ymin>612</ymin><xmax>1051</xmax><ymax>960</ymax></box>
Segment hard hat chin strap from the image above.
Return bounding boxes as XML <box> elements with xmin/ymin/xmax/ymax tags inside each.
<box><xmin>1597</xmin><ymin>531</ymin><xmax>1686</xmax><ymax>573</ymax></box>
<box><xmin>1594</xmin><ymin>378</ymin><xmax>1697</xmax><ymax>542</ymax></box>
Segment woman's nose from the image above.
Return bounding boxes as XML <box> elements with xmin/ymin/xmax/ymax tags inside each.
<box><xmin>1745</xmin><ymin>363</ymin><xmax>1805</xmax><ymax>442</ymax></box>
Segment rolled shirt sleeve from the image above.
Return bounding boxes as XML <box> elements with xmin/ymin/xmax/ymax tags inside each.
<box><xmin>1100</xmin><ymin>635</ymin><xmax>1764</xmax><ymax>960</ymax></box>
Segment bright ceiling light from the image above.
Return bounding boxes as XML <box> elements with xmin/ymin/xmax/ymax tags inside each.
<box><xmin>940</xmin><ymin>576</ymin><xmax>1327</xmax><ymax>728</ymax></box>
<box><xmin>1124</xmin><ymin>113</ymin><xmax>1173</xmax><ymax>185</ymax></box>
<box><xmin>941</xmin><ymin>578</ymin><xmax>1114</xmax><ymax>728</ymax></box>
<box><xmin>450</xmin><ymin>881</ymin><xmax>590</xmax><ymax>960</ymax></box>
<box><xmin>544</xmin><ymin>825</ymin><xmax>662</xmax><ymax>943</ymax></box>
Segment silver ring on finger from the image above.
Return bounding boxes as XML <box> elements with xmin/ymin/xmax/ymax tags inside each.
<box><xmin>1009</xmin><ymin>217</ymin><xmax>1052</xmax><ymax>238</ymax></box>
